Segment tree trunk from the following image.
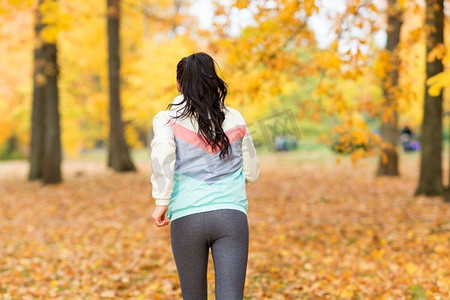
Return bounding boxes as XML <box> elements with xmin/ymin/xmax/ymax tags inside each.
<box><xmin>29</xmin><ymin>1</ymin><xmax>46</xmax><ymax>180</ymax></box>
<box><xmin>29</xmin><ymin>0</ymin><xmax>62</xmax><ymax>184</ymax></box>
<box><xmin>5</xmin><ymin>135</ymin><xmax>17</xmax><ymax>155</ymax></box>
<box><xmin>415</xmin><ymin>0</ymin><xmax>444</xmax><ymax>196</ymax></box>
<box><xmin>42</xmin><ymin>43</ymin><xmax>62</xmax><ymax>184</ymax></box>
<box><xmin>107</xmin><ymin>0</ymin><xmax>136</xmax><ymax>172</ymax></box>
<box><xmin>377</xmin><ymin>0</ymin><xmax>402</xmax><ymax>177</ymax></box>
<box><xmin>445</xmin><ymin>119</ymin><xmax>450</xmax><ymax>201</ymax></box>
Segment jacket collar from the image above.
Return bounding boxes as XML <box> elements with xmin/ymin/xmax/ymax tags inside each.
<box><xmin>168</xmin><ymin>94</ymin><xmax>187</xmax><ymax>119</ymax></box>
<box><xmin>171</xmin><ymin>94</ymin><xmax>185</xmax><ymax>106</ymax></box>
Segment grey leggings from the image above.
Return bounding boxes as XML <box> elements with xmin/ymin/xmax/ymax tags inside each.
<box><xmin>170</xmin><ymin>209</ymin><xmax>249</xmax><ymax>300</ymax></box>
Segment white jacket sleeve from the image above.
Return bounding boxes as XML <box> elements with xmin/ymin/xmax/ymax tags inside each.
<box><xmin>150</xmin><ymin>111</ymin><xmax>176</xmax><ymax>206</ymax></box>
<box><xmin>242</xmin><ymin>124</ymin><xmax>260</xmax><ymax>185</ymax></box>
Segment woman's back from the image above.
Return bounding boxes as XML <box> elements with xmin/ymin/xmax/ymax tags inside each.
<box><xmin>151</xmin><ymin>94</ymin><xmax>259</xmax><ymax>221</ymax></box>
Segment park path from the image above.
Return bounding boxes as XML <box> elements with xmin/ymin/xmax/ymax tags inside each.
<box><xmin>0</xmin><ymin>153</ymin><xmax>449</xmax><ymax>299</ymax></box>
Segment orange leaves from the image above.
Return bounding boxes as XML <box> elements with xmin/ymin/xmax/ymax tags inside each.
<box><xmin>210</xmin><ymin>0</ymin><xmax>317</xmax><ymax>119</ymax></box>
<box><xmin>426</xmin><ymin>41</ymin><xmax>450</xmax><ymax>97</ymax></box>
<box><xmin>330</xmin><ymin>112</ymin><xmax>381</xmax><ymax>164</ymax></box>
<box><xmin>374</xmin><ymin>50</ymin><xmax>391</xmax><ymax>79</ymax></box>
<box><xmin>39</xmin><ymin>0</ymin><xmax>71</xmax><ymax>43</ymax></box>
<box><xmin>233</xmin><ymin>0</ymin><xmax>250</xmax><ymax>9</ymax></box>
<box><xmin>381</xmin><ymin>106</ymin><xmax>396</xmax><ymax>124</ymax></box>
<box><xmin>0</xmin><ymin>0</ymin><xmax>33</xmax><ymax>14</ymax></box>
<box><xmin>406</xmin><ymin>28</ymin><xmax>423</xmax><ymax>44</ymax></box>
<box><xmin>301</xmin><ymin>0</ymin><xmax>318</xmax><ymax>17</ymax></box>
<box><xmin>312</xmin><ymin>48</ymin><xmax>342</xmax><ymax>73</ymax></box>
<box><xmin>426</xmin><ymin>71</ymin><xmax>450</xmax><ymax>97</ymax></box>
<box><xmin>427</xmin><ymin>43</ymin><xmax>446</xmax><ymax>63</ymax></box>
<box><xmin>1</xmin><ymin>156</ymin><xmax>450</xmax><ymax>298</ymax></box>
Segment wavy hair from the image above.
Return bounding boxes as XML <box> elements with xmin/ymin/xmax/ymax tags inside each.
<box><xmin>169</xmin><ymin>52</ymin><xmax>231</xmax><ymax>159</ymax></box>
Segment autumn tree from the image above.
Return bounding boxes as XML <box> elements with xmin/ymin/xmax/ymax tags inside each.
<box><xmin>209</xmin><ymin>0</ymin><xmax>318</xmax><ymax>122</ymax></box>
<box><xmin>106</xmin><ymin>0</ymin><xmax>136</xmax><ymax>172</ymax></box>
<box><xmin>29</xmin><ymin>0</ymin><xmax>62</xmax><ymax>184</ymax></box>
<box><xmin>415</xmin><ymin>0</ymin><xmax>444</xmax><ymax>196</ymax></box>
<box><xmin>376</xmin><ymin>0</ymin><xmax>403</xmax><ymax>176</ymax></box>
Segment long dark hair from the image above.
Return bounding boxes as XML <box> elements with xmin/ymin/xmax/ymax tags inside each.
<box><xmin>170</xmin><ymin>52</ymin><xmax>231</xmax><ymax>159</ymax></box>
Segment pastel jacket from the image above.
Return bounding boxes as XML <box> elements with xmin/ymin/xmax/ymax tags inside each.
<box><xmin>150</xmin><ymin>95</ymin><xmax>260</xmax><ymax>221</ymax></box>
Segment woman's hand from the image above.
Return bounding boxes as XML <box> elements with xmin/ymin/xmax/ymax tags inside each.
<box><xmin>150</xmin><ymin>205</ymin><xmax>170</xmax><ymax>227</ymax></box>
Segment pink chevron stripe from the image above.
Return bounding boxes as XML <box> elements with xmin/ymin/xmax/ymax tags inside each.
<box><xmin>168</xmin><ymin>120</ymin><xmax>247</xmax><ymax>154</ymax></box>
<box><xmin>226</xmin><ymin>125</ymin><xmax>247</xmax><ymax>144</ymax></box>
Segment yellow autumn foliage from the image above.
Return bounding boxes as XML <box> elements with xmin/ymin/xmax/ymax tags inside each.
<box><xmin>0</xmin><ymin>0</ymin><xmax>445</xmax><ymax>161</ymax></box>
<box><xmin>427</xmin><ymin>71</ymin><xmax>450</xmax><ymax>97</ymax></box>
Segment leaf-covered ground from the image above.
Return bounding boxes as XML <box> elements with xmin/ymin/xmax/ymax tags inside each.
<box><xmin>1</xmin><ymin>153</ymin><xmax>449</xmax><ymax>299</ymax></box>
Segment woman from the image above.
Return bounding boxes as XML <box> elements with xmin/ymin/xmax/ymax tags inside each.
<box><xmin>149</xmin><ymin>52</ymin><xmax>260</xmax><ymax>299</ymax></box>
